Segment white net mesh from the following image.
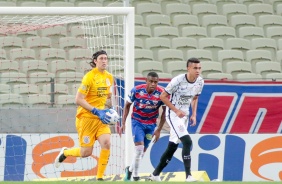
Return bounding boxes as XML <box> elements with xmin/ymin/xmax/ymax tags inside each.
<box><xmin>0</xmin><ymin>9</ymin><xmax>132</xmax><ymax>181</ymax></box>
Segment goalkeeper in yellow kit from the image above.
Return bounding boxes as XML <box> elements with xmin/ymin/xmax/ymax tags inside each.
<box><xmin>54</xmin><ymin>50</ymin><xmax>114</xmax><ymax>181</ymax></box>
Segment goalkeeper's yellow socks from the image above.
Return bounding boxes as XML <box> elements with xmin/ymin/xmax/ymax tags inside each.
<box><xmin>64</xmin><ymin>147</ymin><xmax>81</xmax><ymax>157</ymax></box>
<box><xmin>96</xmin><ymin>149</ymin><xmax>110</xmax><ymax>179</ymax></box>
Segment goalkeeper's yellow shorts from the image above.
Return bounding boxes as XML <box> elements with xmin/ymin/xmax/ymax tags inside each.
<box><xmin>75</xmin><ymin>117</ymin><xmax>111</xmax><ymax>147</ymax></box>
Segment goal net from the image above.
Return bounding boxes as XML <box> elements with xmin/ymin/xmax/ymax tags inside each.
<box><xmin>0</xmin><ymin>7</ymin><xmax>134</xmax><ymax>181</ymax></box>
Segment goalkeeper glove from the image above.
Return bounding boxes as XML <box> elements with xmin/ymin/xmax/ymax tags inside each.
<box><xmin>91</xmin><ymin>108</ymin><xmax>111</xmax><ymax>124</ymax></box>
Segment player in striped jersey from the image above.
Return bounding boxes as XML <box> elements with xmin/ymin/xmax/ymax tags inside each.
<box><xmin>148</xmin><ymin>57</ymin><xmax>204</xmax><ymax>182</ymax></box>
<box><xmin>119</xmin><ymin>71</ymin><xmax>166</xmax><ymax>181</ymax></box>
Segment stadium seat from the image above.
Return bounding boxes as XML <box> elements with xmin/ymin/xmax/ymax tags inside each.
<box><xmin>218</xmin><ymin>50</ymin><xmax>244</xmax><ymax>69</ymax></box>
<box><xmin>264</xmin><ymin>73</ymin><xmax>282</xmax><ymax>81</ymax></box>
<box><xmin>158</xmin><ymin>49</ymin><xmax>184</xmax><ymax>71</ymax></box>
<box><xmin>98</xmin><ymin>25</ymin><xmax>123</xmax><ymax>39</ymax></box>
<box><xmin>192</xmin><ymin>4</ymin><xmax>218</xmax><ymax>24</ymax></box>
<box><xmin>181</xmin><ymin>26</ymin><xmax>207</xmax><ymax>40</ymax></box>
<box><xmin>42</xmin><ymin>83</ymin><xmax>69</xmax><ymax>102</ymax></box>
<box><xmin>70</xmin><ymin>26</ymin><xmax>97</xmax><ymax>38</ymax></box>
<box><xmin>136</xmin><ymin>3</ymin><xmax>162</xmax><ymax>19</ymax></box>
<box><xmin>198</xmin><ymin>38</ymin><xmax>224</xmax><ymax>61</ymax></box>
<box><xmin>185</xmin><ymin>0</ymin><xmax>209</xmax><ymax>7</ymax></box>
<box><xmin>153</xmin><ymin>26</ymin><xmax>179</xmax><ymax>40</ymax></box>
<box><xmin>157</xmin><ymin>72</ymin><xmax>173</xmax><ymax>79</ymax></box>
<box><xmin>258</xmin><ymin>15</ymin><xmax>282</xmax><ymax>32</ymax></box>
<box><xmin>211</xmin><ymin>0</ymin><xmax>237</xmax><ymax>14</ymax></box>
<box><xmin>135</xmin><ymin>49</ymin><xmax>154</xmax><ymax>61</ymax></box>
<box><xmin>172</xmin><ymin>15</ymin><xmax>199</xmax><ymax>35</ymax></box>
<box><xmin>22</xmin><ymin>60</ymin><xmax>49</xmax><ymax>76</ymax></box>
<box><xmin>0</xmin><ymin>84</ymin><xmax>11</xmax><ymax>94</ymax></box>
<box><xmin>135</xmin><ymin>26</ymin><xmax>152</xmax><ymax>42</ymax></box>
<box><xmin>246</xmin><ymin>50</ymin><xmax>272</xmax><ymax>71</ymax></box>
<box><xmin>10</xmin><ymin>48</ymin><xmax>36</xmax><ymax>64</ymax></box>
<box><xmin>266</xmin><ymin>27</ymin><xmax>282</xmax><ymax>42</ymax></box>
<box><xmin>0</xmin><ymin>37</ymin><xmax>23</xmax><ymax>57</ymax></box>
<box><xmin>71</xmin><ymin>83</ymin><xmax>80</xmax><ymax>95</ymax></box>
<box><xmin>0</xmin><ymin>1</ymin><xmax>16</xmax><ymax>6</ymax></box>
<box><xmin>210</xmin><ymin>26</ymin><xmax>236</xmax><ymax>42</ymax></box>
<box><xmin>107</xmin><ymin>49</ymin><xmax>123</xmax><ymax>61</ymax></box>
<box><xmin>164</xmin><ymin>3</ymin><xmax>191</xmax><ymax>20</ymax></box>
<box><xmin>50</xmin><ymin>60</ymin><xmax>77</xmax><ymax>77</ymax></box>
<box><xmin>145</xmin><ymin>37</ymin><xmax>171</xmax><ymax>60</ymax></box>
<box><xmin>201</xmin><ymin>62</ymin><xmax>223</xmax><ymax>78</ymax></box>
<box><xmin>166</xmin><ymin>61</ymin><xmax>187</xmax><ymax>77</ymax></box>
<box><xmin>225</xmin><ymin>61</ymin><xmax>252</xmax><ymax>78</ymax></box>
<box><xmin>278</xmin><ymin>39</ymin><xmax>282</xmax><ymax>50</ymax></box>
<box><xmin>277</xmin><ymin>50</ymin><xmax>282</xmax><ymax>63</ymax></box>
<box><xmin>277</xmin><ymin>4</ymin><xmax>282</xmax><ymax>15</ymax></box>
<box><xmin>229</xmin><ymin>15</ymin><xmax>257</xmax><ymax>36</ymax></box>
<box><xmin>255</xmin><ymin>62</ymin><xmax>282</xmax><ymax>78</ymax></box>
<box><xmin>68</xmin><ymin>48</ymin><xmax>92</xmax><ymax>61</ymax></box>
<box><xmin>0</xmin><ymin>49</ymin><xmax>7</xmax><ymax>60</ymax></box>
<box><xmin>0</xmin><ymin>60</ymin><xmax>19</xmax><ymax>73</ymax></box>
<box><xmin>15</xmin><ymin>30</ymin><xmax>38</xmax><ymax>41</ymax></box>
<box><xmin>145</xmin><ymin>14</ymin><xmax>171</xmax><ymax>30</ymax></box>
<box><xmin>201</xmin><ymin>15</ymin><xmax>228</xmax><ymax>36</ymax></box>
<box><xmin>171</xmin><ymin>37</ymin><xmax>197</xmax><ymax>60</ymax></box>
<box><xmin>0</xmin><ymin>72</ymin><xmax>27</xmax><ymax>85</ymax></box>
<box><xmin>0</xmin><ymin>94</ymin><xmax>24</xmax><ymax>107</ymax></box>
<box><xmin>47</xmin><ymin>1</ymin><xmax>74</xmax><ymax>7</ymax></box>
<box><xmin>75</xmin><ymin>1</ymin><xmax>102</xmax><ymax>7</ymax></box>
<box><xmin>56</xmin><ymin>95</ymin><xmax>76</xmax><ymax>107</ymax></box>
<box><xmin>79</xmin><ymin>60</ymin><xmax>92</xmax><ymax>74</ymax></box>
<box><xmin>251</xmin><ymin>38</ymin><xmax>277</xmax><ymax>61</ymax></box>
<box><xmin>248</xmin><ymin>4</ymin><xmax>273</xmax><ymax>21</ymax></box>
<box><xmin>222</xmin><ymin>4</ymin><xmax>248</xmax><ymax>23</ymax></box>
<box><xmin>187</xmin><ymin>49</ymin><xmax>213</xmax><ymax>62</ymax></box>
<box><xmin>238</xmin><ymin>0</ymin><xmax>263</xmax><ymax>6</ymax></box>
<box><xmin>59</xmin><ymin>37</ymin><xmax>85</xmax><ymax>51</ymax></box>
<box><xmin>132</xmin><ymin>0</ymin><xmax>154</xmax><ymax>7</ymax></box>
<box><xmin>25</xmin><ymin>94</ymin><xmax>51</xmax><ymax>108</ymax></box>
<box><xmin>39</xmin><ymin>25</ymin><xmax>67</xmax><ymax>48</ymax></box>
<box><xmin>29</xmin><ymin>72</ymin><xmax>55</xmax><ymax>87</ymax></box>
<box><xmin>135</xmin><ymin>15</ymin><xmax>144</xmax><ymax>26</ymax></box>
<box><xmin>13</xmin><ymin>84</ymin><xmax>39</xmax><ymax>96</ymax></box>
<box><xmin>40</xmin><ymin>48</ymin><xmax>66</xmax><ymax>62</ymax></box>
<box><xmin>26</xmin><ymin>36</ymin><xmax>52</xmax><ymax>59</ymax></box>
<box><xmin>238</xmin><ymin>27</ymin><xmax>265</xmax><ymax>40</ymax></box>
<box><xmin>206</xmin><ymin>73</ymin><xmax>233</xmax><ymax>80</ymax></box>
<box><xmin>235</xmin><ymin>73</ymin><xmax>263</xmax><ymax>81</ymax></box>
<box><xmin>135</xmin><ymin>38</ymin><xmax>144</xmax><ymax>49</ymax></box>
<box><xmin>158</xmin><ymin>0</ymin><xmax>182</xmax><ymax>12</ymax></box>
<box><xmin>56</xmin><ymin>72</ymin><xmax>84</xmax><ymax>88</ymax></box>
<box><xmin>225</xmin><ymin>38</ymin><xmax>251</xmax><ymax>59</ymax></box>
<box><xmin>137</xmin><ymin>60</ymin><xmax>164</xmax><ymax>76</ymax></box>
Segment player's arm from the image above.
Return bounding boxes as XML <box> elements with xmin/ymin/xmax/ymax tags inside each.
<box><xmin>160</xmin><ymin>91</ymin><xmax>186</xmax><ymax>118</ymax></box>
<box><xmin>75</xmin><ymin>91</ymin><xmax>93</xmax><ymax>111</ymax></box>
<box><xmin>153</xmin><ymin>105</ymin><xmax>166</xmax><ymax>143</ymax></box>
<box><xmin>118</xmin><ymin>101</ymin><xmax>132</xmax><ymax>136</ymax></box>
<box><xmin>190</xmin><ymin>95</ymin><xmax>199</xmax><ymax>126</ymax></box>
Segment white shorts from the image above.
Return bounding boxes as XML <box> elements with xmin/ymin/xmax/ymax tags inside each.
<box><xmin>166</xmin><ymin>113</ymin><xmax>189</xmax><ymax>144</ymax></box>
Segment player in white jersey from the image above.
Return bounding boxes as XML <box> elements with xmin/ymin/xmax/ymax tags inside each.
<box><xmin>148</xmin><ymin>58</ymin><xmax>204</xmax><ymax>182</ymax></box>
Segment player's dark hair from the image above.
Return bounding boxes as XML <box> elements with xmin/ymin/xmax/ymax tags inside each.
<box><xmin>147</xmin><ymin>71</ymin><xmax>159</xmax><ymax>78</ymax></box>
<box><xmin>186</xmin><ymin>57</ymin><xmax>200</xmax><ymax>67</ymax></box>
<box><xmin>90</xmin><ymin>50</ymin><xmax>107</xmax><ymax>68</ymax></box>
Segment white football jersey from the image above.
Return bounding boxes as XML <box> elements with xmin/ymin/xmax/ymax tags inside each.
<box><xmin>164</xmin><ymin>74</ymin><xmax>204</xmax><ymax>116</ymax></box>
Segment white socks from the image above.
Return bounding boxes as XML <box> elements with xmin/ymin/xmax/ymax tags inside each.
<box><xmin>129</xmin><ymin>145</ymin><xmax>144</xmax><ymax>177</ymax></box>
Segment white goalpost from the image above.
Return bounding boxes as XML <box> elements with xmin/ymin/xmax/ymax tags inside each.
<box><xmin>0</xmin><ymin>7</ymin><xmax>134</xmax><ymax>181</ymax></box>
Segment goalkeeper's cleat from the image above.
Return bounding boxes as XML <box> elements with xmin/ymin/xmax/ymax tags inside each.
<box><xmin>133</xmin><ymin>176</ymin><xmax>140</xmax><ymax>181</ymax></box>
<box><xmin>186</xmin><ymin>175</ymin><xmax>197</xmax><ymax>182</ymax></box>
<box><xmin>123</xmin><ymin>166</ymin><xmax>132</xmax><ymax>181</ymax></box>
<box><xmin>55</xmin><ymin>147</ymin><xmax>68</xmax><ymax>168</ymax></box>
<box><xmin>97</xmin><ymin>178</ymin><xmax>104</xmax><ymax>181</ymax></box>
<box><xmin>147</xmin><ymin>174</ymin><xmax>161</xmax><ymax>181</ymax></box>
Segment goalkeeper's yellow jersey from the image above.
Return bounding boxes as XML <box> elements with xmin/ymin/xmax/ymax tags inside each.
<box><xmin>76</xmin><ymin>67</ymin><xmax>114</xmax><ymax>119</ymax></box>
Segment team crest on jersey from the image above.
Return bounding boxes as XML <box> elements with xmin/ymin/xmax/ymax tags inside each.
<box><xmin>83</xmin><ymin>136</ymin><xmax>90</xmax><ymax>144</ymax></box>
<box><xmin>80</xmin><ymin>84</ymin><xmax>87</xmax><ymax>91</ymax></box>
<box><xmin>139</xmin><ymin>91</ymin><xmax>144</xmax><ymax>96</ymax></box>
<box><xmin>178</xmin><ymin>124</ymin><xmax>185</xmax><ymax>132</ymax></box>
<box><xmin>153</xmin><ymin>93</ymin><xmax>160</xmax><ymax>98</ymax></box>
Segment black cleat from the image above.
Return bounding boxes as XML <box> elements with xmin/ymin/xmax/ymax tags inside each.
<box><xmin>133</xmin><ymin>176</ymin><xmax>140</xmax><ymax>181</ymax></box>
<box><xmin>123</xmin><ymin>166</ymin><xmax>132</xmax><ymax>181</ymax></box>
<box><xmin>97</xmin><ymin>178</ymin><xmax>104</xmax><ymax>181</ymax></box>
<box><xmin>54</xmin><ymin>147</ymin><xmax>68</xmax><ymax>168</ymax></box>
